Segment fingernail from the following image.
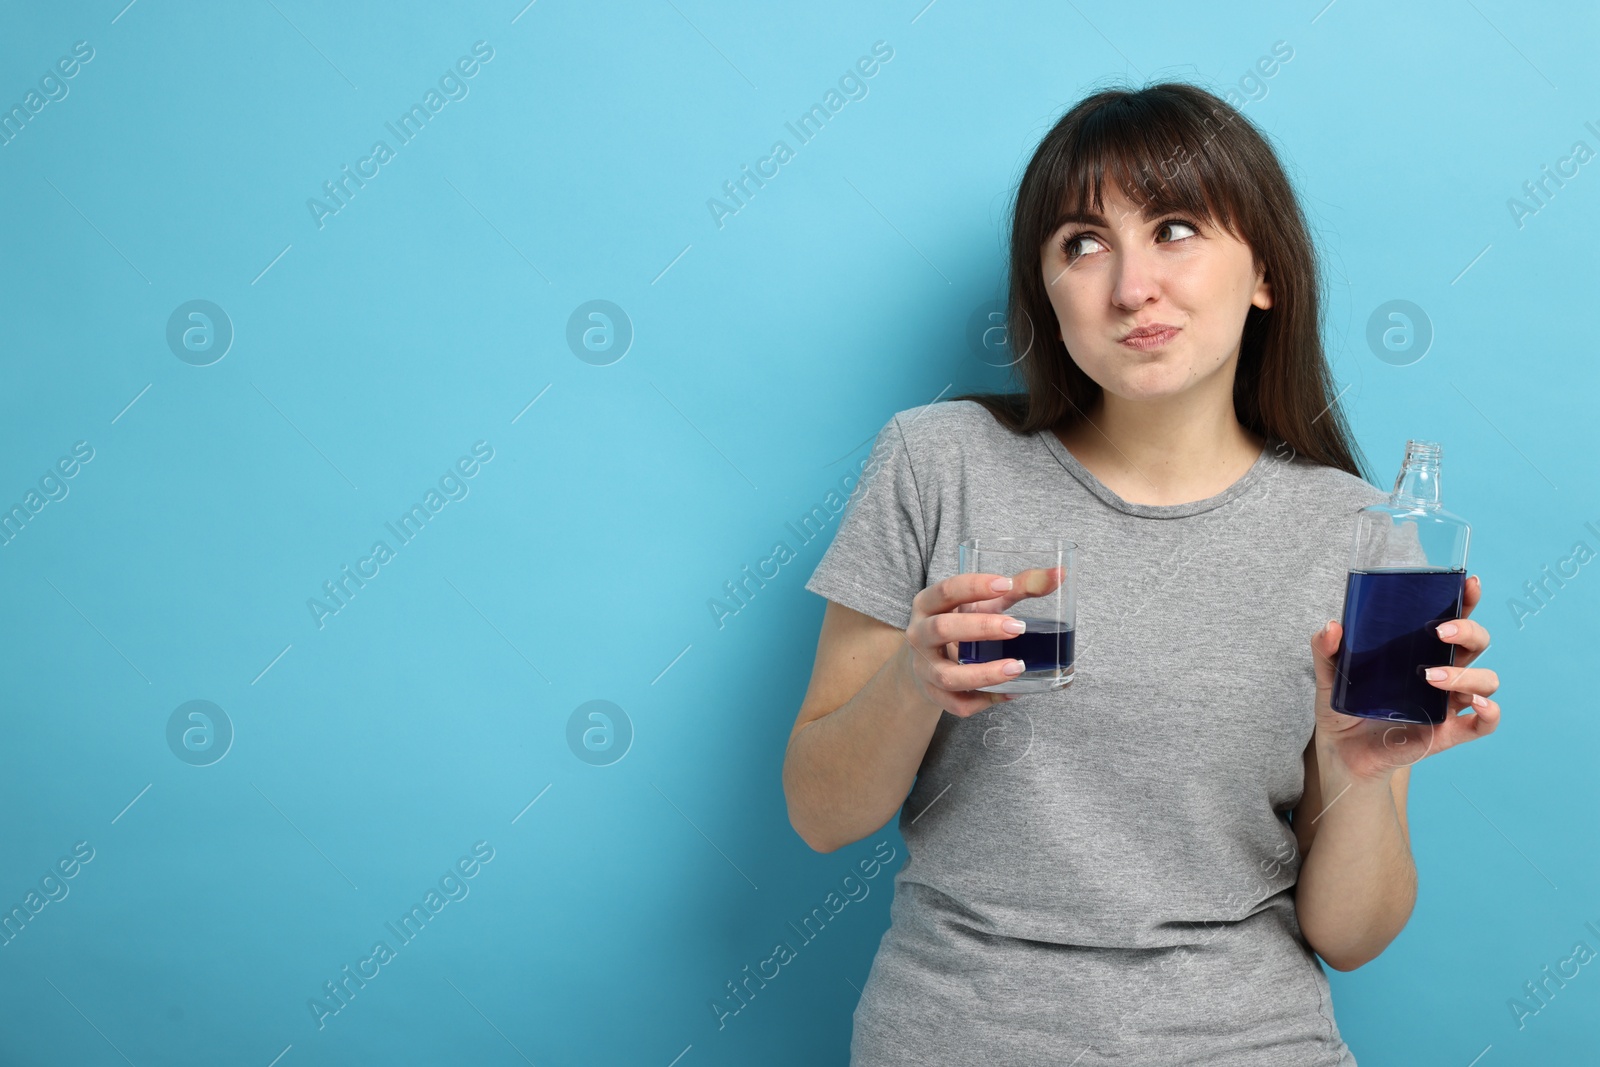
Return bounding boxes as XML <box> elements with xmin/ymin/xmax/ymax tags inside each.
<box><xmin>1471</xmin><ymin>693</ymin><xmax>1488</xmax><ymax>708</ymax></box>
<box><xmin>1003</xmin><ymin>659</ymin><xmax>1025</xmax><ymax>675</ymax></box>
<box><xmin>1002</xmin><ymin>618</ymin><xmax>1026</xmax><ymax>634</ymax></box>
<box><xmin>1425</xmin><ymin>667</ymin><xmax>1448</xmax><ymax>681</ymax></box>
<box><xmin>1437</xmin><ymin>622</ymin><xmax>1458</xmax><ymax>638</ymax></box>
<box><xmin>991</xmin><ymin>577</ymin><xmax>1013</xmax><ymax>592</ymax></box>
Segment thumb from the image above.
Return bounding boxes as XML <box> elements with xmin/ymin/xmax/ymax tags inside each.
<box><xmin>1310</xmin><ymin>619</ymin><xmax>1341</xmax><ymax>691</ymax></box>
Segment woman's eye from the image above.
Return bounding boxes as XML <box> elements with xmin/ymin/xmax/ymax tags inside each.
<box><xmin>1059</xmin><ymin>232</ymin><xmax>1103</xmax><ymax>259</ymax></box>
<box><xmin>1160</xmin><ymin>219</ymin><xmax>1198</xmax><ymax>242</ymax></box>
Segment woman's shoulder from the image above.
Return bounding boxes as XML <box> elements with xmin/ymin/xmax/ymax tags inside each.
<box><xmin>886</xmin><ymin>398</ymin><xmax>1023</xmax><ymax>449</ymax></box>
<box><xmin>1276</xmin><ymin>445</ymin><xmax>1392</xmax><ymax>516</ymax></box>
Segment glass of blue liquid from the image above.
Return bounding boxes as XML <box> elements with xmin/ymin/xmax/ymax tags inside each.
<box><xmin>956</xmin><ymin>536</ymin><xmax>1076</xmax><ymax>694</ymax></box>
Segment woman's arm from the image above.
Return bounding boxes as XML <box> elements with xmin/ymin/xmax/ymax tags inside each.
<box><xmin>785</xmin><ymin>575</ymin><xmax>1032</xmax><ymax>852</ymax></box>
<box><xmin>1291</xmin><ymin>748</ymin><xmax>1416</xmax><ymax>971</ymax></box>
<box><xmin>1290</xmin><ymin>574</ymin><xmax>1501</xmax><ymax>971</ymax></box>
<box><xmin>783</xmin><ymin>602</ymin><xmax>944</xmax><ymax>853</ymax></box>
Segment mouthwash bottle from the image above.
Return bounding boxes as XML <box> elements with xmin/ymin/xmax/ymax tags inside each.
<box><xmin>1331</xmin><ymin>440</ymin><xmax>1471</xmax><ymax>725</ymax></box>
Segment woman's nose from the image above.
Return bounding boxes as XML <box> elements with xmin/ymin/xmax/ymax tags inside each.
<box><xmin>1110</xmin><ymin>247</ymin><xmax>1160</xmax><ymax>308</ymax></box>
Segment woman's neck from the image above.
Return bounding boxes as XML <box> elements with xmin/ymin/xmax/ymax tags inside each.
<box><xmin>1053</xmin><ymin>394</ymin><xmax>1267</xmax><ymax>507</ymax></box>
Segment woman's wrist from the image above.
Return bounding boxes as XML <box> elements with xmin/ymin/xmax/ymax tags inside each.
<box><xmin>1314</xmin><ymin>732</ymin><xmax>1398</xmax><ymax>793</ymax></box>
<box><xmin>893</xmin><ymin>640</ymin><xmax>948</xmax><ymax>721</ymax></box>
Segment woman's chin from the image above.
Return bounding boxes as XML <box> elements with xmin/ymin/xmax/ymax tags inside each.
<box><xmin>1099</xmin><ymin>375</ymin><xmax>1198</xmax><ymax>404</ymax></box>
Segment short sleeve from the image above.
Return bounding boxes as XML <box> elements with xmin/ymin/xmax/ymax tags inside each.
<box><xmin>804</xmin><ymin>413</ymin><xmax>930</xmax><ymax>630</ymax></box>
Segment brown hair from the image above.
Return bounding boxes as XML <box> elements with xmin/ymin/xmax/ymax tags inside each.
<box><xmin>952</xmin><ymin>79</ymin><xmax>1370</xmax><ymax>481</ymax></box>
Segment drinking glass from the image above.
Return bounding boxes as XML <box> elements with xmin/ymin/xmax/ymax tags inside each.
<box><xmin>956</xmin><ymin>536</ymin><xmax>1076</xmax><ymax>693</ymax></box>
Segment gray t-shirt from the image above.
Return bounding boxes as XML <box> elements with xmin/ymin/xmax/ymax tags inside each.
<box><xmin>804</xmin><ymin>399</ymin><xmax>1391</xmax><ymax>1066</ymax></box>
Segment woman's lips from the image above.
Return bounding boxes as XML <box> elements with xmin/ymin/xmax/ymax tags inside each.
<box><xmin>1119</xmin><ymin>326</ymin><xmax>1179</xmax><ymax>350</ymax></box>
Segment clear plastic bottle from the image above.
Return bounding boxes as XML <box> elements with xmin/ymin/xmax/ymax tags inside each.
<box><xmin>1330</xmin><ymin>440</ymin><xmax>1471</xmax><ymax>725</ymax></box>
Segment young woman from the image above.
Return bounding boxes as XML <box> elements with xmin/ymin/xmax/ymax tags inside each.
<box><xmin>783</xmin><ymin>81</ymin><xmax>1501</xmax><ymax>1065</ymax></box>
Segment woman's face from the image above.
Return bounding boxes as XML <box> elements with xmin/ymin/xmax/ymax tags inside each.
<box><xmin>1039</xmin><ymin>182</ymin><xmax>1272</xmax><ymax>406</ymax></box>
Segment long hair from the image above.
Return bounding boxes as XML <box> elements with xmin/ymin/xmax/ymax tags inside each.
<box><xmin>953</xmin><ymin>80</ymin><xmax>1369</xmax><ymax>481</ymax></box>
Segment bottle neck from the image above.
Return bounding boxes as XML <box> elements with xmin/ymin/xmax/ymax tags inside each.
<box><xmin>1392</xmin><ymin>454</ymin><xmax>1442</xmax><ymax>509</ymax></box>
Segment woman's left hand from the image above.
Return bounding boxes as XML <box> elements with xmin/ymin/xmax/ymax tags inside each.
<box><xmin>1310</xmin><ymin>574</ymin><xmax>1501</xmax><ymax>780</ymax></box>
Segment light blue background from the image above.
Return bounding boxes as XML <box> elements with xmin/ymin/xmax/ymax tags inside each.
<box><xmin>0</xmin><ymin>1</ymin><xmax>1595</xmax><ymax>1064</ymax></box>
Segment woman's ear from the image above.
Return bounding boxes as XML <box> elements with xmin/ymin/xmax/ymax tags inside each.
<box><xmin>1251</xmin><ymin>264</ymin><xmax>1273</xmax><ymax>311</ymax></box>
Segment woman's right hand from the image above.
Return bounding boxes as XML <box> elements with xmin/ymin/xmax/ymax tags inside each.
<box><xmin>902</xmin><ymin>567</ymin><xmax>1064</xmax><ymax>718</ymax></box>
